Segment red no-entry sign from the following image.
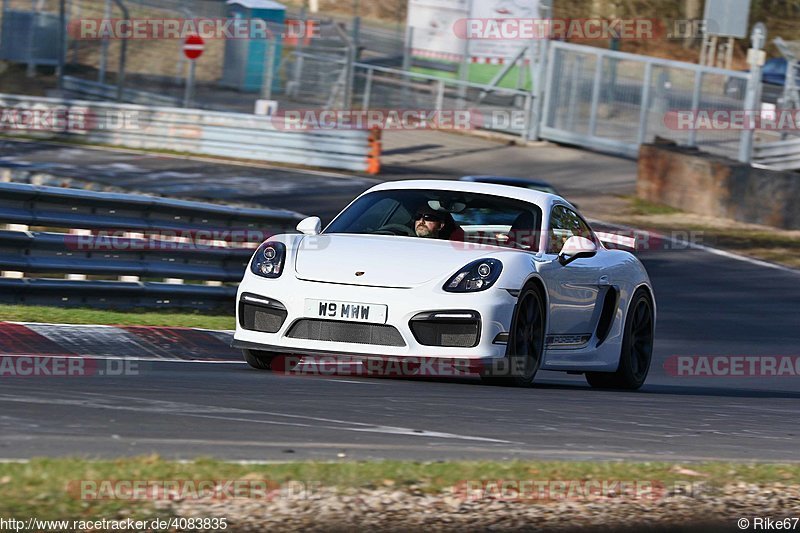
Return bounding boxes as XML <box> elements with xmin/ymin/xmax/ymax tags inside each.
<box><xmin>183</xmin><ymin>35</ymin><xmax>205</xmax><ymax>60</ymax></box>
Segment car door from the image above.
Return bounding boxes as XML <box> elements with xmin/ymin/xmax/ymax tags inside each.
<box><xmin>538</xmin><ymin>205</ymin><xmax>605</xmax><ymax>348</ymax></box>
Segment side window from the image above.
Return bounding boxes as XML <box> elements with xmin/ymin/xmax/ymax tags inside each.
<box><xmin>352</xmin><ymin>198</ymin><xmax>400</xmax><ymax>232</ymax></box>
<box><xmin>548</xmin><ymin>206</ymin><xmax>594</xmax><ymax>253</ymax></box>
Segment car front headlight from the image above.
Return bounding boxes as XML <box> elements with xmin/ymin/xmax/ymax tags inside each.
<box><xmin>443</xmin><ymin>258</ymin><xmax>502</xmax><ymax>293</ymax></box>
<box><xmin>250</xmin><ymin>241</ymin><xmax>286</xmax><ymax>279</ymax></box>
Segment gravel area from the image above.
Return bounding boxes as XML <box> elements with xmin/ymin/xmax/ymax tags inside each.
<box><xmin>174</xmin><ymin>483</ymin><xmax>800</xmax><ymax>532</ymax></box>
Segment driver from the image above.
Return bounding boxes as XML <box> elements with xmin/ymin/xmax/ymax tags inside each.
<box><xmin>413</xmin><ymin>204</ymin><xmax>447</xmax><ymax>239</ymax></box>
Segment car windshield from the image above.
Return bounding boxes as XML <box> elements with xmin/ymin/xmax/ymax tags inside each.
<box><xmin>324</xmin><ymin>189</ymin><xmax>543</xmax><ymax>250</ymax></box>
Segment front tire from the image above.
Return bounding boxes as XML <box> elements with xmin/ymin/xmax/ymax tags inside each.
<box><xmin>482</xmin><ymin>285</ymin><xmax>545</xmax><ymax>387</ymax></box>
<box><xmin>586</xmin><ymin>288</ymin><xmax>654</xmax><ymax>390</ymax></box>
<box><xmin>243</xmin><ymin>349</ymin><xmax>274</xmax><ymax>370</ymax></box>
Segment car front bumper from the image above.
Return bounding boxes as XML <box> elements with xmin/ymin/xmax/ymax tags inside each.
<box><xmin>232</xmin><ymin>271</ymin><xmax>518</xmax><ymax>361</ymax></box>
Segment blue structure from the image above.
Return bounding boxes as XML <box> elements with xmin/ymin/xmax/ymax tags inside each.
<box><xmin>221</xmin><ymin>0</ymin><xmax>285</xmax><ymax>92</ymax></box>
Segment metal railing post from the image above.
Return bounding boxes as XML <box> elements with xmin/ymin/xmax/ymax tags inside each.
<box><xmin>530</xmin><ymin>35</ymin><xmax>549</xmax><ymax>140</ymax></box>
<box><xmin>288</xmin><ymin>9</ymin><xmax>306</xmax><ymax>99</ymax></box>
<box><xmin>566</xmin><ymin>54</ymin><xmax>583</xmax><ymax>132</ymax></box>
<box><xmin>334</xmin><ymin>22</ymin><xmax>355</xmax><ymax>109</ymax></box>
<box><xmin>435</xmin><ymin>79</ymin><xmax>445</xmax><ymax>113</ymax></box>
<box><xmin>587</xmin><ymin>53</ymin><xmax>604</xmax><ymax>137</ymax></box>
<box><xmin>98</xmin><ymin>0</ymin><xmax>111</xmax><ymax>83</ymax></box>
<box><xmin>687</xmin><ymin>70</ymin><xmax>703</xmax><ymax>147</ymax></box>
<box><xmin>402</xmin><ymin>26</ymin><xmax>413</xmax><ymax>71</ymax></box>
<box><xmin>362</xmin><ymin>66</ymin><xmax>374</xmax><ymax>109</ymax></box>
<box><xmin>522</xmin><ymin>91</ymin><xmax>533</xmax><ymax>141</ymax></box>
<box><xmin>636</xmin><ymin>61</ymin><xmax>653</xmax><ymax>146</ymax></box>
<box><xmin>346</xmin><ymin>40</ymin><xmax>356</xmax><ymax>108</ymax></box>
<box><xmin>457</xmin><ymin>0</ymin><xmax>473</xmax><ymax>107</ymax></box>
<box><xmin>112</xmin><ymin>0</ymin><xmax>128</xmax><ymax>101</ymax></box>
<box><xmin>260</xmin><ymin>38</ymin><xmax>276</xmax><ymax>101</ymax></box>
<box><xmin>739</xmin><ymin>23</ymin><xmax>767</xmax><ymax>163</ymax></box>
<box><xmin>540</xmin><ymin>42</ymin><xmax>558</xmax><ymax>132</ymax></box>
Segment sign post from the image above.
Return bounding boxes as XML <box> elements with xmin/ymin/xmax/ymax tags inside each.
<box><xmin>738</xmin><ymin>22</ymin><xmax>766</xmax><ymax>164</ymax></box>
<box><xmin>182</xmin><ymin>35</ymin><xmax>205</xmax><ymax>108</ymax></box>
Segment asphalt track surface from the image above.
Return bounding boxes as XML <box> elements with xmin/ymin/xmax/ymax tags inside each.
<box><xmin>2</xmin><ymin>237</ymin><xmax>799</xmax><ymax>462</ymax></box>
<box><xmin>0</xmin><ymin>137</ymin><xmax>799</xmax><ymax>462</ymax></box>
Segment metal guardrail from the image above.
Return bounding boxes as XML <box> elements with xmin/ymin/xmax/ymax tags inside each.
<box><xmin>752</xmin><ymin>137</ymin><xmax>800</xmax><ymax>170</ymax></box>
<box><xmin>0</xmin><ymin>182</ymin><xmax>304</xmax><ymax>310</ymax></box>
<box><xmin>0</xmin><ymin>93</ymin><xmax>381</xmax><ymax>174</ymax></box>
<box><xmin>62</xmin><ymin>76</ymin><xmax>182</xmax><ymax>107</ymax></box>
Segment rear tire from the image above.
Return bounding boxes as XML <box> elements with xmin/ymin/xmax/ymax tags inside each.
<box><xmin>243</xmin><ymin>349</ymin><xmax>274</xmax><ymax>370</ymax></box>
<box><xmin>482</xmin><ymin>285</ymin><xmax>545</xmax><ymax>387</ymax></box>
<box><xmin>586</xmin><ymin>288</ymin><xmax>654</xmax><ymax>390</ymax></box>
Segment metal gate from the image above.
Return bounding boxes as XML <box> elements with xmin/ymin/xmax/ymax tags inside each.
<box><xmin>540</xmin><ymin>41</ymin><xmax>751</xmax><ymax>160</ymax></box>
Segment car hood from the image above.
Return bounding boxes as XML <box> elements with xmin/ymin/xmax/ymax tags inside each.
<box><xmin>293</xmin><ymin>234</ymin><xmax>500</xmax><ymax>288</ymax></box>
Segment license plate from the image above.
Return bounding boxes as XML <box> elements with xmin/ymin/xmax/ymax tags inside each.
<box><xmin>304</xmin><ymin>299</ymin><xmax>388</xmax><ymax>324</ymax></box>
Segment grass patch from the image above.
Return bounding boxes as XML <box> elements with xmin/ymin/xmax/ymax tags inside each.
<box><xmin>0</xmin><ymin>457</ymin><xmax>799</xmax><ymax>519</ymax></box>
<box><xmin>598</xmin><ymin>196</ymin><xmax>800</xmax><ymax>269</ymax></box>
<box><xmin>627</xmin><ymin>197</ymin><xmax>683</xmax><ymax>216</ymax></box>
<box><xmin>410</xmin><ymin>64</ymin><xmax>534</xmax><ymax>90</ymax></box>
<box><xmin>0</xmin><ymin>305</ymin><xmax>234</xmax><ymax>330</ymax></box>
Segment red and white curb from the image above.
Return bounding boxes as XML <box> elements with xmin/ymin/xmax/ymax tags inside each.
<box><xmin>0</xmin><ymin>322</ymin><xmax>239</xmax><ymax>362</ymax></box>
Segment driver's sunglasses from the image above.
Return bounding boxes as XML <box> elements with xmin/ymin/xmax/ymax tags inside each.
<box><xmin>415</xmin><ymin>213</ymin><xmax>442</xmax><ymax>223</ymax></box>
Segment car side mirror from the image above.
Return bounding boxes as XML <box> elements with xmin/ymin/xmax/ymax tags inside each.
<box><xmin>296</xmin><ymin>216</ymin><xmax>321</xmax><ymax>236</ymax></box>
<box><xmin>558</xmin><ymin>236</ymin><xmax>597</xmax><ymax>266</ymax></box>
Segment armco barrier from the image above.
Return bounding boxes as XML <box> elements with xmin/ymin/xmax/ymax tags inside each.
<box><xmin>62</xmin><ymin>76</ymin><xmax>182</xmax><ymax>107</ymax></box>
<box><xmin>0</xmin><ymin>182</ymin><xmax>305</xmax><ymax>310</ymax></box>
<box><xmin>752</xmin><ymin>137</ymin><xmax>800</xmax><ymax>171</ymax></box>
<box><xmin>0</xmin><ymin>93</ymin><xmax>380</xmax><ymax>174</ymax></box>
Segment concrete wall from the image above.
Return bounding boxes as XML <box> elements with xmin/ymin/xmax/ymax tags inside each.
<box><xmin>637</xmin><ymin>142</ymin><xmax>800</xmax><ymax>230</ymax></box>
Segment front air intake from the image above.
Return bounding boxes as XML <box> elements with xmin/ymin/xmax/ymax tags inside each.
<box><xmin>409</xmin><ymin>311</ymin><xmax>481</xmax><ymax>348</ymax></box>
<box><xmin>239</xmin><ymin>294</ymin><xmax>287</xmax><ymax>333</ymax></box>
<box><xmin>286</xmin><ymin>319</ymin><xmax>406</xmax><ymax>347</ymax></box>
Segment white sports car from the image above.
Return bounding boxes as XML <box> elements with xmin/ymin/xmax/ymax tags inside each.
<box><xmin>233</xmin><ymin>179</ymin><xmax>655</xmax><ymax>389</ymax></box>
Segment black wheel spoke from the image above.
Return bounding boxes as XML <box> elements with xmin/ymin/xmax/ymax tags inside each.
<box><xmin>628</xmin><ymin>299</ymin><xmax>653</xmax><ymax>380</ymax></box>
<box><xmin>498</xmin><ymin>290</ymin><xmax>543</xmax><ymax>384</ymax></box>
<box><xmin>634</xmin><ymin>302</ymin><xmax>647</xmax><ymax>327</ymax></box>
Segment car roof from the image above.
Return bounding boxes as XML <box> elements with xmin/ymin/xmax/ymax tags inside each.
<box><xmin>366</xmin><ymin>179</ymin><xmax>564</xmax><ymax>209</ymax></box>
<box><xmin>460</xmin><ymin>175</ymin><xmax>555</xmax><ymax>188</ymax></box>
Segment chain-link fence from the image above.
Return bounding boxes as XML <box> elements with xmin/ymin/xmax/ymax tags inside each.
<box><xmin>0</xmin><ymin>2</ymin><xmax>783</xmax><ymax>165</ymax></box>
<box><xmin>353</xmin><ymin>64</ymin><xmax>535</xmax><ymax>138</ymax></box>
<box><xmin>0</xmin><ymin>0</ymin><xmax>358</xmax><ymax>111</ymax></box>
<box><xmin>282</xmin><ymin>20</ymin><xmax>354</xmax><ymax>109</ymax></box>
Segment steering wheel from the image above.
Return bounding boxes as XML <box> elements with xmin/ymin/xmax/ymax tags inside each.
<box><xmin>373</xmin><ymin>223</ymin><xmax>415</xmax><ymax>236</ymax></box>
